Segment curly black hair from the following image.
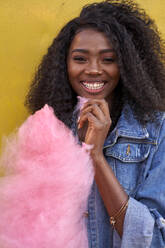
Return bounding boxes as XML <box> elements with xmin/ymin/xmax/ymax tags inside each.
<box><xmin>25</xmin><ymin>0</ymin><xmax>165</xmax><ymax>128</ymax></box>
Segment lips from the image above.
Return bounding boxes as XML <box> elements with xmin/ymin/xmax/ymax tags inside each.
<box><xmin>80</xmin><ymin>80</ymin><xmax>106</xmax><ymax>92</ymax></box>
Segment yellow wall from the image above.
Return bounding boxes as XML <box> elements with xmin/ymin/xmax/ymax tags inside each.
<box><xmin>0</xmin><ymin>0</ymin><xmax>165</xmax><ymax>150</ymax></box>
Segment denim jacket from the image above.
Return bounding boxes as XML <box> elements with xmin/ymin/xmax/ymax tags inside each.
<box><xmin>72</xmin><ymin>104</ymin><xmax>165</xmax><ymax>247</ymax></box>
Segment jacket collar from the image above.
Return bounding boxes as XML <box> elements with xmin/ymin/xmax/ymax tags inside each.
<box><xmin>104</xmin><ymin>105</ymin><xmax>150</xmax><ymax>148</ymax></box>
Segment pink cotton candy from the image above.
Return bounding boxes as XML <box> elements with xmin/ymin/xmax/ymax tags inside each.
<box><xmin>76</xmin><ymin>96</ymin><xmax>89</xmax><ymax>112</ymax></box>
<box><xmin>0</xmin><ymin>104</ymin><xmax>94</xmax><ymax>248</ymax></box>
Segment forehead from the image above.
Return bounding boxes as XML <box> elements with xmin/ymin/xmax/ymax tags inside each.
<box><xmin>69</xmin><ymin>29</ymin><xmax>113</xmax><ymax>50</ymax></box>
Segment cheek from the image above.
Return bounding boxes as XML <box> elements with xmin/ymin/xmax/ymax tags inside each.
<box><xmin>109</xmin><ymin>65</ymin><xmax>120</xmax><ymax>81</ymax></box>
<box><xmin>67</xmin><ymin>63</ymin><xmax>79</xmax><ymax>81</ymax></box>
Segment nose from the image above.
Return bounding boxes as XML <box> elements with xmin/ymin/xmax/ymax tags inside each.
<box><xmin>84</xmin><ymin>61</ymin><xmax>102</xmax><ymax>75</ymax></box>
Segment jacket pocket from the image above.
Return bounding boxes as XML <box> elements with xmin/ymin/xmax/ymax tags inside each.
<box><xmin>104</xmin><ymin>141</ymin><xmax>151</xmax><ymax>193</ymax></box>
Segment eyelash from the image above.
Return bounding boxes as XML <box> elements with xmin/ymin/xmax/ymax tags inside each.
<box><xmin>103</xmin><ymin>58</ymin><xmax>115</xmax><ymax>63</ymax></box>
<box><xmin>72</xmin><ymin>56</ymin><xmax>115</xmax><ymax>63</ymax></box>
<box><xmin>73</xmin><ymin>56</ymin><xmax>86</xmax><ymax>62</ymax></box>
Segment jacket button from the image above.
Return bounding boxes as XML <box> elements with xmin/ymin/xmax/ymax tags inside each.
<box><xmin>160</xmin><ymin>218</ymin><xmax>165</xmax><ymax>225</ymax></box>
<box><xmin>126</xmin><ymin>144</ymin><xmax>131</xmax><ymax>155</ymax></box>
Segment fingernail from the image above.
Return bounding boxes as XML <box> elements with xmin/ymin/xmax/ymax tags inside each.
<box><xmin>77</xmin><ymin>116</ymin><xmax>80</xmax><ymax>123</ymax></box>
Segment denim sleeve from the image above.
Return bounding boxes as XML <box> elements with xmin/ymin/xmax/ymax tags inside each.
<box><xmin>121</xmin><ymin>119</ymin><xmax>165</xmax><ymax>248</ymax></box>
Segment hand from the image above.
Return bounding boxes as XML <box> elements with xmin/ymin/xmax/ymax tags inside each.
<box><xmin>78</xmin><ymin>99</ymin><xmax>111</xmax><ymax>160</ymax></box>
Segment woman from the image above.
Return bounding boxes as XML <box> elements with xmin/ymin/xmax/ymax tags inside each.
<box><xmin>25</xmin><ymin>0</ymin><xmax>165</xmax><ymax>247</ymax></box>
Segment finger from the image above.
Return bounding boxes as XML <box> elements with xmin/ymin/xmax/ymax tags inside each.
<box><xmin>78</xmin><ymin>111</ymin><xmax>99</xmax><ymax>129</ymax></box>
<box><xmin>81</xmin><ymin>99</ymin><xmax>110</xmax><ymax>119</ymax></box>
<box><xmin>80</xmin><ymin>104</ymin><xmax>105</xmax><ymax>122</ymax></box>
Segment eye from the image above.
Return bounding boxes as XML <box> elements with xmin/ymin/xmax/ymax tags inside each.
<box><xmin>73</xmin><ymin>56</ymin><xmax>87</xmax><ymax>62</ymax></box>
<box><xmin>103</xmin><ymin>57</ymin><xmax>115</xmax><ymax>63</ymax></box>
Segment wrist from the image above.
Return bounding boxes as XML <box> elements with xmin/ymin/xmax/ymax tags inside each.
<box><xmin>91</xmin><ymin>150</ymin><xmax>105</xmax><ymax>164</ymax></box>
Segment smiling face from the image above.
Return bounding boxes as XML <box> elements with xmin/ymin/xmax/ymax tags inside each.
<box><xmin>67</xmin><ymin>29</ymin><xmax>120</xmax><ymax>102</ymax></box>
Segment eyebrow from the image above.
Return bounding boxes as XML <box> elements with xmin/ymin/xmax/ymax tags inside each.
<box><xmin>71</xmin><ymin>48</ymin><xmax>115</xmax><ymax>54</ymax></box>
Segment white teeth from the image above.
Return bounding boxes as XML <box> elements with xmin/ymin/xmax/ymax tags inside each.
<box><xmin>82</xmin><ymin>82</ymin><xmax>104</xmax><ymax>90</ymax></box>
